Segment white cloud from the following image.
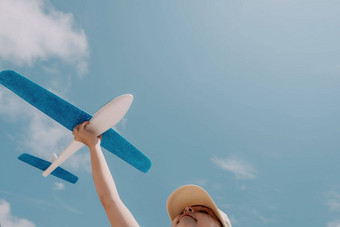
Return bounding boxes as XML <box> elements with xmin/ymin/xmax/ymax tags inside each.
<box><xmin>0</xmin><ymin>200</ymin><xmax>36</xmax><ymax>227</ymax></box>
<box><xmin>0</xmin><ymin>190</ymin><xmax>80</xmax><ymax>214</ymax></box>
<box><xmin>22</xmin><ymin>111</ymin><xmax>71</xmax><ymax>158</ymax></box>
<box><xmin>326</xmin><ymin>191</ymin><xmax>340</xmax><ymax>227</ymax></box>
<box><xmin>211</xmin><ymin>156</ymin><xmax>256</xmax><ymax>180</ymax></box>
<box><xmin>241</xmin><ymin>184</ymin><xmax>247</xmax><ymax>191</ymax></box>
<box><xmin>66</xmin><ymin>152</ymin><xmax>91</xmax><ymax>173</ymax></box>
<box><xmin>0</xmin><ymin>0</ymin><xmax>88</xmax><ymax>76</ymax></box>
<box><xmin>113</xmin><ymin>118</ymin><xmax>128</xmax><ymax>133</ymax></box>
<box><xmin>328</xmin><ymin>191</ymin><xmax>340</xmax><ymax>213</ymax></box>
<box><xmin>251</xmin><ymin>209</ymin><xmax>276</xmax><ymax>224</ymax></box>
<box><xmin>328</xmin><ymin>220</ymin><xmax>340</xmax><ymax>227</ymax></box>
<box><xmin>0</xmin><ymin>87</ymin><xmax>24</xmax><ymax>118</ymax></box>
<box><xmin>54</xmin><ymin>182</ymin><xmax>65</xmax><ymax>191</ymax></box>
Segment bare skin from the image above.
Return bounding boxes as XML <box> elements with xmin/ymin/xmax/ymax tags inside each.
<box><xmin>73</xmin><ymin>121</ymin><xmax>140</xmax><ymax>227</ymax></box>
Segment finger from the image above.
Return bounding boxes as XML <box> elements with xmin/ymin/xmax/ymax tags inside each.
<box><xmin>73</xmin><ymin>125</ymin><xmax>79</xmax><ymax>133</ymax></box>
<box><xmin>80</xmin><ymin>121</ymin><xmax>89</xmax><ymax>130</ymax></box>
<box><xmin>83</xmin><ymin>121</ymin><xmax>90</xmax><ymax>129</ymax></box>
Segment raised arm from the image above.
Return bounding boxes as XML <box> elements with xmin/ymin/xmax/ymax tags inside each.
<box><xmin>73</xmin><ymin>121</ymin><xmax>140</xmax><ymax>227</ymax></box>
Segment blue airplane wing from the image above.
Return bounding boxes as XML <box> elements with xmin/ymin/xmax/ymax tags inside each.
<box><xmin>0</xmin><ymin>70</ymin><xmax>151</xmax><ymax>173</ymax></box>
<box><xmin>18</xmin><ymin>153</ymin><xmax>78</xmax><ymax>184</ymax></box>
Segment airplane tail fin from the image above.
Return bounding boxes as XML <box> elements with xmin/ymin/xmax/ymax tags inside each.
<box><xmin>18</xmin><ymin>153</ymin><xmax>78</xmax><ymax>184</ymax></box>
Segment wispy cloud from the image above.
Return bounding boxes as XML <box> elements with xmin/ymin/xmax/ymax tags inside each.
<box><xmin>241</xmin><ymin>184</ymin><xmax>247</xmax><ymax>191</ymax></box>
<box><xmin>251</xmin><ymin>209</ymin><xmax>276</xmax><ymax>224</ymax></box>
<box><xmin>113</xmin><ymin>118</ymin><xmax>128</xmax><ymax>133</ymax></box>
<box><xmin>328</xmin><ymin>220</ymin><xmax>340</xmax><ymax>227</ymax></box>
<box><xmin>326</xmin><ymin>191</ymin><xmax>340</xmax><ymax>227</ymax></box>
<box><xmin>21</xmin><ymin>111</ymin><xmax>71</xmax><ymax>158</ymax></box>
<box><xmin>0</xmin><ymin>87</ymin><xmax>24</xmax><ymax>118</ymax></box>
<box><xmin>0</xmin><ymin>0</ymin><xmax>88</xmax><ymax>76</ymax></box>
<box><xmin>0</xmin><ymin>189</ymin><xmax>81</xmax><ymax>215</ymax></box>
<box><xmin>327</xmin><ymin>191</ymin><xmax>340</xmax><ymax>212</ymax></box>
<box><xmin>0</xmin><ymin>200</ymin><xmax>36</xmax><ymax>227</ymax></box>
<box><xmin>54</xmin><ymin>182</ymin><xmax>65</xmax><ymax>191</ymax></box>
<box><xmin>0</xmin><ymin>189</ymin><xmax>57</xmax><ymax>207</ymax></box>
<box><xmin>211</xmin><ymin>156</ymin><xmax>256</xmax><ymax>180</ymax></box>
<box><xmin>66</xmin><ymin>151</ymin><xmax>91</xmax><ymax>173</ymax></box>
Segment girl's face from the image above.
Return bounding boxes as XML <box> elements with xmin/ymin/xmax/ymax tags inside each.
<box><xmin>171</xmin><ymin>205</ymin><xmax>221</xmax><ymax>227</ymax></box>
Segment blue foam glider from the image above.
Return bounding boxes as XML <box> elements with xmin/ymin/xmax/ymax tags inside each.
<box><xmin>0</xmin><ymin>70</ymin><xmax>151</xmax><ymax>184</ymax></box>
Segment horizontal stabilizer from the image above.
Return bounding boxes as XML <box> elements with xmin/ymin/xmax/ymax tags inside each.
<box><xmin>18</xmin><ymin>153</ymin><xmax>78</xmax><ymax>184</ymax></box>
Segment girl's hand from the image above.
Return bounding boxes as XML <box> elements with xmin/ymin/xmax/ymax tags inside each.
<box><xmin>72</xmin><ymin>121</ymin><xmax>102</xmax><ymax>148</ymax></box>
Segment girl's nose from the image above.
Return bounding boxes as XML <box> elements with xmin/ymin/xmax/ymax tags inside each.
<box><xmin>184</xmin><ymin>206</ymin><xmax>193</xmax><ymax>213</ymax></box>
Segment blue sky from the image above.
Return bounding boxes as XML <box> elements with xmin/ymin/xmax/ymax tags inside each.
<box><xmin>1</xmin><ymin>0</ymin><xmax>340</xmax><ymax>226</ymax></box>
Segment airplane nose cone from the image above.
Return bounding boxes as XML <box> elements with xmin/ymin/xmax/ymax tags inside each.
<box><xmin>120</xmin><ymin>94</ymin><xmax>133</xmax><ymax>105</ymax></box>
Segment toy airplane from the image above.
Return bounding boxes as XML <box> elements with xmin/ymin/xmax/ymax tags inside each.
<box><xmin>0</xmin><ymin>70</ymin><xmax>151</xmax><ymax>184</ymax></box>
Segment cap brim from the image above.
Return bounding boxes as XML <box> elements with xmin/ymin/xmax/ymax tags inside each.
<box><xmin>167</xmin><ymin>185</ymin><xmax>228</xmax><ymax>227</ymax></box>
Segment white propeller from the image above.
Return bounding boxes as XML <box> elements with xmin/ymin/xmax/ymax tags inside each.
<box><xmin>42</xmin><ymin>94</ymin><xmax>133</xmax><ymax>177</ymax></box>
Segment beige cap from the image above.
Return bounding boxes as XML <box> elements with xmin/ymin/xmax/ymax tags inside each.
<box><xmin>167</xmin><ymin>185</ymin><xmax>231</xmax><ymax>227</ymax></box>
